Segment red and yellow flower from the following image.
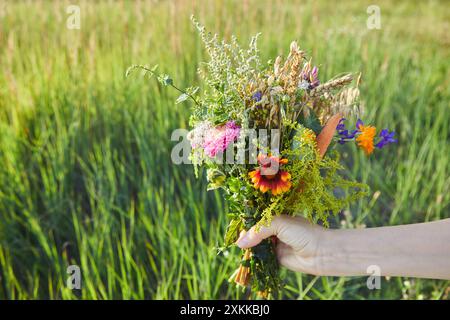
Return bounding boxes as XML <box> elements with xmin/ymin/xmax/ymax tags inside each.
<box><xmin>248</xmin><ymin>154</ymin><xmax>292</xmax><ymax>196</ymax></box>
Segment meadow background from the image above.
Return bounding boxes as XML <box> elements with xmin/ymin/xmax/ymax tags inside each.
<box><xmin>0</xmin><ymin>0</ymin><xmax>449</xmax><ymax>299</ymax></box>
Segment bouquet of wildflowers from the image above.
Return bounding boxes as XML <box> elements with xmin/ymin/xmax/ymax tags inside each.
<box><xmin>127</xmin><ymin>17</ymin><xmax>397</xmax><ymax>299</ymax></box>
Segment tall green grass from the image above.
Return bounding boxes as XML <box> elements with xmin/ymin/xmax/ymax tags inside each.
<box><xmin>0</xmin><ymin>0</ymin><xmax>448</xmax><ymax>299</ymax></box>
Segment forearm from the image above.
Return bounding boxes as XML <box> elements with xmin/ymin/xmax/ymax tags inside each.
<box><xmin>318</xmin><ymin>219</ymin><xmax>450</xmax><ymax>280</ymax></box>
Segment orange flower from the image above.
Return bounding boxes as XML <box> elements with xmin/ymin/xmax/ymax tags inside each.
<box><xmin>356</xmin><ymin>124</ymin><xmax>376</xmax><ymax>155</ymax></box>
<box><xmin>248</xmin><ymin>154</ymin><xmax>291</xmax><ymax>196</ymax></box>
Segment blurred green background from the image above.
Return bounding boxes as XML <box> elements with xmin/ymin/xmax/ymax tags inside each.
<box><xmin>0</xmin><ymin>0</ymin><xmax>449</xmax><ymax>299</ymax></box>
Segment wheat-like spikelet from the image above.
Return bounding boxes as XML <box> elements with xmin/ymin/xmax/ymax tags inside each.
<box><xmin>332</xmin><ymin>87</ymin><xmax>360</xmax><ymax>115</ymax></box>
<box><xmin>317</xmin><ymin>86</ymin><xmax>362</xmax><ymax>123</ymax></box>
<box><xmin>285</xmin><ymin>41</ymin><xmax>305</xmax><ymax>94</ymax></box>
<box><xmin>309</xmin><ymin>73</ymin><xmax>354</xmax><ymax>97</ymax></box>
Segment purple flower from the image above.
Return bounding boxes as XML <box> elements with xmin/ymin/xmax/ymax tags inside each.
<box><xmin>336</xmin><ymin>118</ymin><xmax>358</xmax><ymax>144</ymax></box>
<box><xmin>299</xmin><ymin>62</ymin><xmax>320</xmax><ymax>90</ymax></box>
<box><xmin>356</xmin><ymin>119</ymin><xmax>364</xmax><ymax>130</ymax></box>
<box><xmin>375</xmin><ymin>129</ymin><xmax>397</xmax><ymax>149</ymax></box>
<box><xmin>336</xmin><ymin>118</ymin><xmax>346</xmax><ymax>131</ymax></box>
<box><xmin>252</xmin><ymin>91</ymin><xmax>262</xmax><ymax>102</ymax></box>
<box><xmin>309</xmin><ymin>66</ymin><xmax>320</xmax><ymax>89</ymax></box>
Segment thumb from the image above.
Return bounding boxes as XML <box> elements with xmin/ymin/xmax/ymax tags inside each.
<box><xmin>236</xmin><ymin>215</ymin><xmax>293</xmax><ymax>249</ymax></box>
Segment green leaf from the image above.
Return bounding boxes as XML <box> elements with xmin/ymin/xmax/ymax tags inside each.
<box><xmin>300</xmin><ymin>110</ymin><xmax>322</xmax><ymax>135</ymax></box>
<box><xmin>125</xmin><ymin>66</ymin><xmax>134</xmax><ymax>78</ymax></box>
<box><xmin>224</xmin><ymin>218</ymin><xmax>242</xmax><ymax>247</ymax></box>
<box><xmin>158</xmin><ymin>74</ymin><xmax>173</xmax><ymax>86</ymax></box>
<box><xmin>189</xmin><ymin>86</ymin><xmax>200</xmax><ymax>95</ymax></box>
<box><xmin>206</xmin><ymin>168</ymin><xmax>226</xmax><ymax>190</ymax></box>
<box><xmin>175</xmin><ymin>93</ymin><xmax>189</xmax><ymax>104</ymax></box>
<box><xmin>150</xmin><ymin>65</ymin><xmax>159</xmax><ymax>72</ymax></box>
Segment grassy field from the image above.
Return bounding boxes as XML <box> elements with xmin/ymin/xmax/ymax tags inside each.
<box><xmin>0</xmin><ymin>0</ymin><xmax>449</xmax><ymax>299</ymax></box>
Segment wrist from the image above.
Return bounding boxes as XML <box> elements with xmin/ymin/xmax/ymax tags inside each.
<box><xmin>316</xmin><ymin>228</ymin><xmax>375</xmax><ymax>277</ymax></box>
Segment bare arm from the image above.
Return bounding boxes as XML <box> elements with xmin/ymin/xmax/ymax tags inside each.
<box><xmin>236</xmin><ymin>215</ymin><xmax>450</xmax><ymax>280</ymax></box>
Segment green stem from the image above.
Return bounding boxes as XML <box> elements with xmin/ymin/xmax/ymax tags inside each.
<box><xmin>126</xmin><ymin>64</ymin><xmax>201</xmax><ymax>106</ymax></box>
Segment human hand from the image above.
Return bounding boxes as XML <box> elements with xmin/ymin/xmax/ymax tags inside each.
<box><xmin>236</xmin><ymin>215</ymin><xmax>327</xmax><ymax>276</ymax></box>
<box><xmin>236</xmin><ymin>215</ymin><xmax>450</xmax><ymax>280</ymax></box>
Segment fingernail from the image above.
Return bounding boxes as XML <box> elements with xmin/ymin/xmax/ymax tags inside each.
<box><xmin>236</xmin><ymin>230</ymin><xmax>249</xmax><ymax>248</ymax></box>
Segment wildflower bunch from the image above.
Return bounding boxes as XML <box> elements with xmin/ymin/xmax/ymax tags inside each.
<box><xmin>337</xmin><ymin>119</ymin><xmax>397</xmax><ymax>155</ymax></box>
<box><xmin>127</xmin><ymin>17</ymin><xmax>397</xmax><ymax>298</ymax></box>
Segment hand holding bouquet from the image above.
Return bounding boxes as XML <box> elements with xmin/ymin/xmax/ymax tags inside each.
<box><xmin>127</xmin><ymin>17</ymin><xmax>397</xmax><ymax>298</ymax></box>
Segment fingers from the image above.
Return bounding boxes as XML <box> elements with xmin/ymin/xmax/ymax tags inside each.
<box><xmin>276</xmin><ymin>242</ymin><xmax>300</xmax><ymax>271</ymax></box>
<box><xmin>276</xmin><ymin>241</ymin><xmax>293</xmax><ymax>260</ymax></box>
<box><xmin>236</xmin><ymin>215</ymin><xmax>288</xmax><ymax>249</ymax></box>
<box><xmin>235</xmin><ymin>215</ymin><xmax>322</xmax><ymax>274</ymax></box>
<box><xmin>235</xmin><ymin>227</ymin><xmax>273</xmax><ymax>249</ymax></box>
